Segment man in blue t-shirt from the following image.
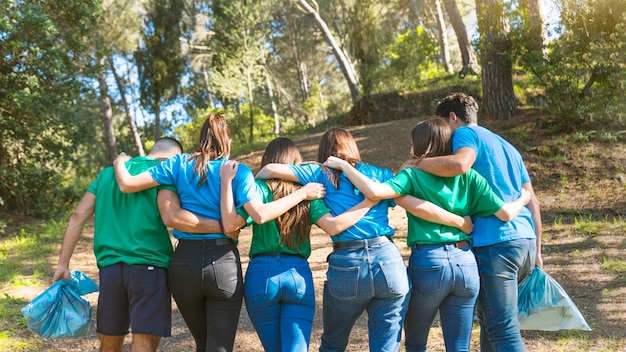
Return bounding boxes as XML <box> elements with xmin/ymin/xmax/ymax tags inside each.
<box><xmin>406</xmin><ymin>92</ymin><xmax>543</xmax><ymax>352</ymax></box>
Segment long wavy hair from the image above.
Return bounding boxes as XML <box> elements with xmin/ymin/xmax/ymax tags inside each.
<box><xmin>187</xmin><ymin>111</ymin><xmax>231</xmax><ymax>188</ymax></box>
<box><xmin>317</xmin><ymin>128</ymin><xmax>362</xmax><ymax>189</ymax></box>
<box><xmin>410</xmin><ymin>117</ymin><xmax>453</xmax><ymax>162</ymax></box>
<box><xmin>262</xmin><ymin>137</ymin><xmax>312</xmax><ymax>250</ymax></box>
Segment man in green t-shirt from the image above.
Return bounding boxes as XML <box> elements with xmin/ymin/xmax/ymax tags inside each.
<box><xmin>53</xmin><ymin>137</ymin><xmax>224</xmax><ymax>352</ymax></box>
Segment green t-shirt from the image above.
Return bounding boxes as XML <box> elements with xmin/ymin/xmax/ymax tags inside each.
<box><xmin>386</xmin><ymin>168</ymin><xmax>504</xmax><ymax>247</ymax></box>
<box><xmin>88</xmin><ymin>156</ymin><xmax>176</xmax><ymax>268</ymax></box>
<box><xmin>237</xmin><ymin>180</ymin><xmax>331</xmax><ymax>259</ymax></box>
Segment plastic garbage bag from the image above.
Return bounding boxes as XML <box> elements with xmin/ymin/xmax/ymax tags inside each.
<box><xmin>69</xmin><ymin>270</ymin><xmax>99</xmax><ymax>295</ymax></box>
<box><xmin>518</xmin><ymin>266</ymin><xmax>591</xmax><ymax>331</ymax></box>
<box><xmin>21</xmin><ymin>270</ymin><xmax>98</xmax><ymax>338</ymax></box>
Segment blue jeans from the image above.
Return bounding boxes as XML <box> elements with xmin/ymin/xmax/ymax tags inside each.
<box><xmin>473</xmin><ymin>238</ymin><xmax>536</xmax><ymax>352</ymax></box>
<box><xmin>320</xmin><ymin>241</ymin><xmax>410</xmax><ymax>352</ymax></box>
<box><xmin>244</xmin><ymin>254</ymin><xmax>316</xmax><ymax>352</ymax></box>
<box><xmin>404</xmin><ymin>244</ymin><xmax>479</xmax><ymax>352</ymax></box>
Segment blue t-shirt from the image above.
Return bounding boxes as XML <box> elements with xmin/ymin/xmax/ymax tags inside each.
<box><xmin>149</xmin><ymin>154</ymin><xmax>261</xmax><ymax>240</ymax></box>
<box><xmin>289</xmin><ymin>162</ymin><xmax>395</xmax><ymax>242</ymax></box>
<box><xmin>452</xmin><ymin>125</ymin><xmax>535</xmax><ymax>246</ymax></box>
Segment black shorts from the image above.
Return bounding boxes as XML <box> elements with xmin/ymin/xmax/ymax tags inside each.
<box><xmin>97</xmin><ymin>263</ymin><xmax>171</xmax><ymax>337</ymax></box>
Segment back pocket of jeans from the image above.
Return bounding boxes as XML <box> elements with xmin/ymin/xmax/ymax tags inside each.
<box><xmin>408</xmin><ymin>265</ymin><xmax>444</xmax><ymax>296</ymax></box>
<box><xmin>212</xmin><ymin>254</ymin><xmax>243</xmax><ymax>296</ymax></box>
<box><xmin>380</xmin><ymin>258</ymin><xmax>410</xmax><ymax>295</ymax></box>
<box><xmin>326</xmin><ymin>265</ymin><xmax>359</xmax><ymax>300</ymax></box>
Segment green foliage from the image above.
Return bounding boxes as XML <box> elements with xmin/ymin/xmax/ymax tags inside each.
<box><xmin>373</xmin><ymin>26</ymin><xmax>447</xmax><ymax>92</ymax></box>
<box><xmin>602</xmin><ymin>256</ymin><xmax>626</xmax><ymax>273</ymax></box>
<box><xmin>521</xmin><ymin>0</ymin><xmax>626</xmax><ymax>129</ymax></box>
<box><xmin>0</xmin><ymin>218</ymin><xmax>66</xmax><ymax>351</ymax></box>
<box><xmin>302</xmin><ymin>80</ymin><xmax>327</xmax><ymax>127</ymax></box>
<box><xmin>0</xmin><ymin>293</ymin><xmax>32</xmax><ymax>350</ymax></box>
<box><xmin>0</xmin><ymin>0</ymin><xmax>101</xmax><ymax>217</ymax></box>
<box><xmin>175</xmin><ymin>106</ymin><xmax>276</xmax><ymax>153</ymax></box>
<box><xmin>226</xmin><ymin>104</ymin><xmax>276</xmax><ymax>146</ymax></box>
<box><xmin>135</xmin><ymin>0</ymin><xmax>185</xmax><ymax>139</ymax></box>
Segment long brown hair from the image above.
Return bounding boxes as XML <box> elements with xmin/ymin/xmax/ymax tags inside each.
<box><xmin>262</xmin><ymin>137</ymin><xmax>312</xmax><ymax>250</ymax></box>
<box><xmin>317</xmin><ymin>128</ymin><xmax>362</xmax><ymax>189</ymax></box>
<box><xmin>410</xmin><ymin>117</ymin><xmax>453</xmax><ymax>162</ymax></box>
<box><xmin>187</xmin><ymin>111</ymin><xmax>231</xmax><ymax>187</ymax></box>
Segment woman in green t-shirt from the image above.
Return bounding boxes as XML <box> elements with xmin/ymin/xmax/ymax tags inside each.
<box><xmin>323</xmin><ymin>117</ymin><xmax>530</xmax><ymax>352</ymax></box>
<box><xmin>220</xmin><ymin>137</ymin><xmax>375</xmax><ymax>352</ymax></box>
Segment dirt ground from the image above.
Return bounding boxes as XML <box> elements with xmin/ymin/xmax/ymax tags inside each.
<box><xmin>12</xmin><ymin>110</ymin><xmax>626</xmax><ymax>351</ymax></box>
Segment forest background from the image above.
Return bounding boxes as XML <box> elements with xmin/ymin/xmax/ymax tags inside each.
<box><xmin>0</xmin><ymin>0</ymin><xmax>625</xmax><ymax>351</ymax></box>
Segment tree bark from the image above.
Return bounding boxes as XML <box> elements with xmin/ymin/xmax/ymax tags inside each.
<box><xmin>296</xmin><ymin>0</ymin><xmax>360</xmax><ymax>102</ymax></box>
<box><xmin>154</xmin><ymin>104</ymin><xmax>161</xmax><ymax>141</ymax></box>
<box><xmin>435</xmin><ymin>0</ymin><xmax>454</xmax><ymax>73</ymax></box>
<box><xmin>443</xmin><ymin>0</ymin><xmax>480</xmax><ymax>77</ymax></box>
<box><xmin>476</xmin><ymin>0</ymin><xmax>517</xmax><ymax>120</ymax></box>
<box><xmin>202</xmin><ymin>65</ymin><xmax>216</xmax><ymax>110</ymax></box>
<box><xmin>109</xmin><ymin>57</ymin><xmax>145</xmax><ymax>156</ymax></box>
<box><xmin>96</xmin><ymin>55</ymin><xmax>117</xmax><ymax>165</ymax></box>
<box><xmin>523</xmin><ymin>0</ymin><xmax>548</xmax><ymax>58</ymax></box>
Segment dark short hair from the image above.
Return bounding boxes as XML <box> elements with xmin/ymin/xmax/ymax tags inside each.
<box><xmin>434</xmin><ymin>92</ymin><xmax>478</xmax><ymax>124</ymax></box>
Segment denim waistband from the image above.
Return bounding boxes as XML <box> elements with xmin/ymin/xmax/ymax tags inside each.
<box><xmin>251</xmin><ymin>252</ymin><xmax>306</xmax><ymax>260</ymax></box>
<box><xmin>411</xmin><ymin>240</ymin><xmax>470</xmax><ymax>251</ymax></box>
<box><xmin>333</xmin><ymin>236</ymin><xmax>392</xmax><ymax>251</ymax></box>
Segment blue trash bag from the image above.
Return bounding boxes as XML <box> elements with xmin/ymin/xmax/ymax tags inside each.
<box><xmin>518</xmin><ymin>266</ymin><xmax>591</xmax><ymax>331</ymax></box>
<box><xmin>21</xmin><ymin>270</ymin><xmax>98</xmax><ymax>338</ymax></box>
<box><xmin>69</xmin><ymin>270</ymin><xmax>99</xmax><ymax>295</ymax></box>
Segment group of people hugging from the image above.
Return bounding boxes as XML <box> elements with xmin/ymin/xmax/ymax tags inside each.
<box><xmin>54</xmin><ymin>92</ymin><xmax>542</xmax><ymax>352</ymax></box>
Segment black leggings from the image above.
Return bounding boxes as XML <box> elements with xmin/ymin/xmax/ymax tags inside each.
<box><xmin>169</xmin><ymin>239</ymin><xmax>244</xmax><ymax>352</ymax></box>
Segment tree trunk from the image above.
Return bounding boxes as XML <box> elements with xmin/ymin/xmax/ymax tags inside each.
<box><xmin>288</xmin><ymin>16</ymin><xmax>309</xmax><ymax>102</ymax></box>
<box><xmin>97</xmin><ymin>56</ymin><xmax>117</xmax><ymax>165</ymax></box>
<box><xmin>523</xmin><ymin>0</ymin><xmax>548</xmax><ymax>58</ymax></box>
<box><xmin>435</xmin><ymin>0</ymin><xmax>454</xmax><ymax>73</ymax></box>
<box><xmin>265</xmin><ymin>68</ymin><xmax>280</xmax><ymax>135</ymax></box>
<box><xmin>443</xmin><ymin>0</ymin><xmax>480</xmax><ymax>77</ymax></box>
<box><xmin>202</xmin><ymin>65</ymin><xmax>216</xmax><ymax>109</ymax></box>
<box><xmin>316</xmin><ymin>75</ymin><xmax>328</xmax><ymax>123</ymax></box>
<box><xmin>476</xmin><ymin>0</ymin><xmax>517</xmax><ymax>120</ymax></box>
<box><xmin>109</xmin><ymin>57</ymin><xmax>145</xmax><ymax>156</ymax></box>
<box><xmin>154</xmin><ymin>104</ymin><xmax>161</xmax><ymax>141</ymax></box>
<box><xmin>409</xmin><ymin>0</ymin><xmax>436</xmax><ymax>39</ymax></box>
<box><xmin>247</xmin><ymin>69</ymin><xmax>255</xmax><ymax>144</ymax></box>
<box><xmin>296</xmin><ymin>0</ymin><xmax>360</xmax><ymax>102</ymax></box>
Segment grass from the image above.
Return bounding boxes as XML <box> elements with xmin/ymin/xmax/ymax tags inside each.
<box><xmin>0</xmin><ymin>220</ymin><xmax>67</xmax><ymax>351</ymax></box>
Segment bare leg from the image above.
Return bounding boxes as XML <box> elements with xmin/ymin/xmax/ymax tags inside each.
<box><xmin>131</xmin><ymin>334</ymin><xmax>162</xmax><ymax>352</ymax></box>
<box><xmin>99</xmin><ymin>334</ymin><xmax>125</xmax><ymax>352</ymax></box>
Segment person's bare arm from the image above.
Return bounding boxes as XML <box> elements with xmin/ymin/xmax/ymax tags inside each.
<box><xmin>243</xmin><ymin>183</ymin><xmax>325</xmax><ymax>224</ymax></box>
<box><xmin>226</xmin><ymin>161</ymin><xmax>326</xmax><ymax>225</ymax></box>
<box><xmin>324</xmin><ymin>156</ymin><xmax>471</xmax><ymax>231</ymax></box>
<box><xmin>157</xmin><ymin>190</ymin><xmax>240</xmax><ymax>239</ymax></box>
<box><xmin>403</xmin><ymin>147</ymin><xmax>477</xmax><ymax>177</ymax></box>
<box><xmin>523</xmin><ymin>182</ymin><xmax>543</xmax><ymax>268</ymax></box>
<box><xmin>53</xmin><ymin>193</ymin><xmax>95</xmax><ymax>283</ymax></box>
<box><xmin>113</xmin><ymin>153</ymin><xmax>159</xmax><ymax>193</ymax></box>
<box><xmin>323</xmin><ymin>156</ymin><xmax>398</xmax><ymax>200</ymax></box>
<box><xmin>395</xmin><ymin>196</ymin><xmax>474</xmax><ymax>234</ymax></box>
<box><xmin>255</xmin><ymin>163</ymin><xmax>300</xmax><ymax>182</ymax></box>
<box><xmin>493</xmin><ymin>189</ymin><xmax>531</xmax><ymax>222</ymax></box>
<box><xmin>219</xmin><ymin>161</ymin><xmax>248</xmax><ymax>234</ymax></box>
<box><xmin>316</xmin><ymin>198</ymin><xmax>377</xmax><ymax>236</ymax></box>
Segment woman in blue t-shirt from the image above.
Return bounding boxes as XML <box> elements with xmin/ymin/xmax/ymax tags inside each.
<box><xmin>220</xmin><ymin>137</ymin><xmax>376</xmax><ymax>352</ymax></box>
<box><xmin>323</xmin><ymin>118</ymin><xmax>530</xmax><ymax>352</ymax></box>
<box><xmin>256</xmin><ymin>128</ymin><xmax>471</xmax><ymax>352</ymax></box>
<box><xmin>112</xmin><ymin>112</ymin><xmax>324</xmax><ymax>352</ymax></box>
